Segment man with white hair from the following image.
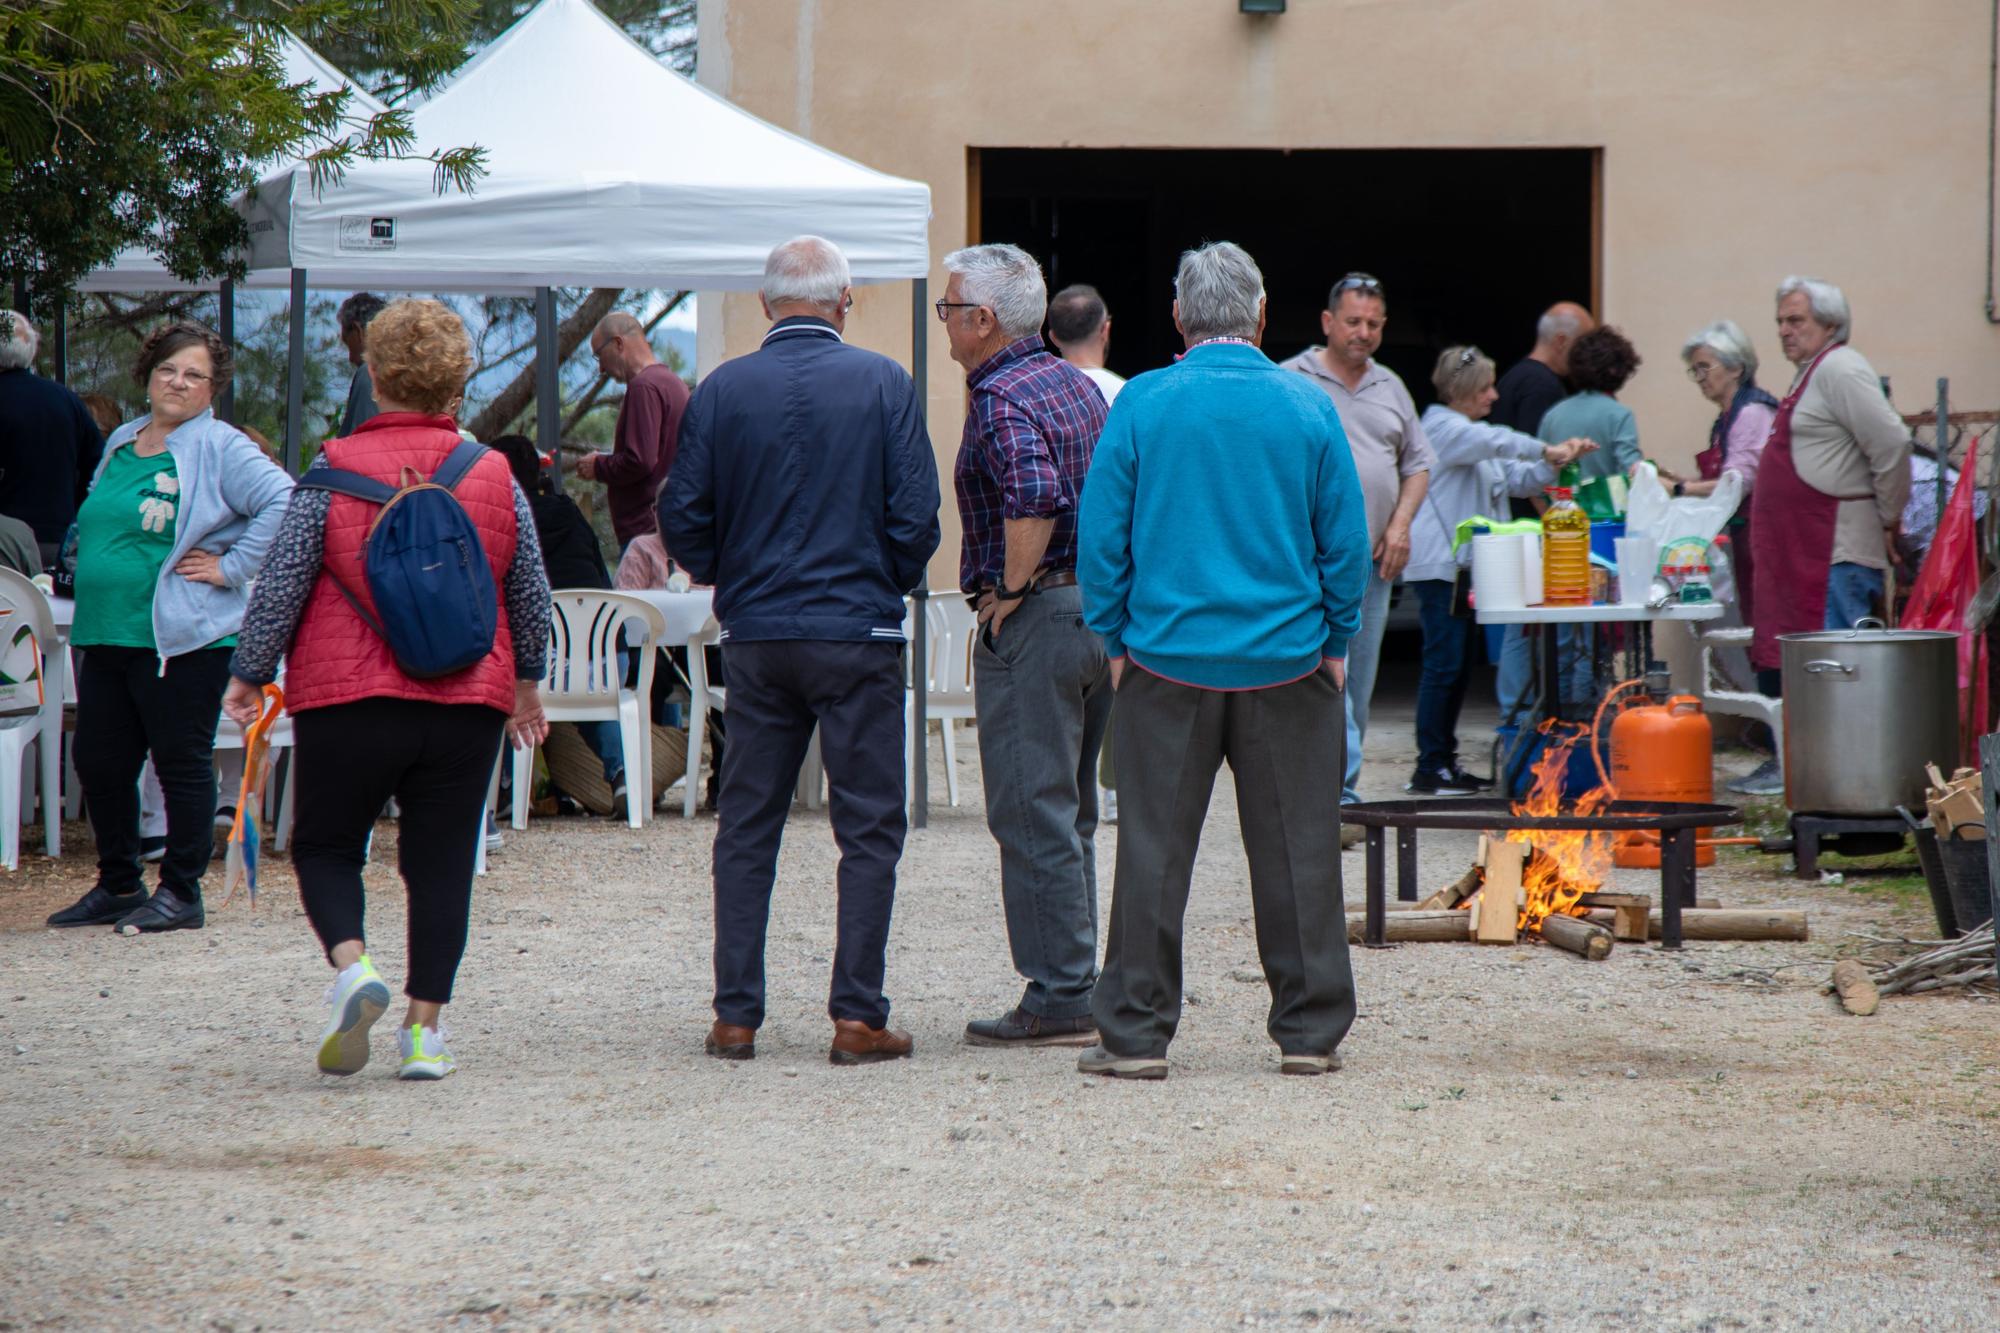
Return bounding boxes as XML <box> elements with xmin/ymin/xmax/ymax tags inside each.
<box><xmin>941</xmin><ymin>242</ymin><xmax>1113</xmax><ymax>1050</ymax></box>
<box><xmin>1077</xmin><ymin>241</ymin><xmax>1369</xmax><ymax>1079</ymax></box>
<box><xmin>0</xmin><ymin>310</ymin><xmax>103</xmax><ymax>566</ymax></box>
<box><xmin>581</xmin><ymin>308</ymin><xmax>690</xmax><ymax>549</ymax></box>
<box><xmin>1748</xmin><ymin>277</ymin><xmax>1910</xmax><ymax>676</ymax></box>
<box><xmin>1491</xmin><ymin>301</ymin><xmax>1596</xmax><ymax>438</ymax></box>
<box><xmin>660</xmin><ymin>236</ymin><xmax>941</xmax><ymax>1067</ymax></box>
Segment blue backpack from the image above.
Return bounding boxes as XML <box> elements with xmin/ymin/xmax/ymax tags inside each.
<box><xmin>296</xmin><ymin>440</ymin><xmax>499</xmax><ymax>678</ymax></box>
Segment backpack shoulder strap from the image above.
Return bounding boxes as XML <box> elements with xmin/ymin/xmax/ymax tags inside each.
<box><xmin>430</xmin><ymin>439</ymin><xmax>492</xmax><ymax>494</ymax></box>
<box><xmin>294</xmin><ymin>467</ymin><xmax>398</xmax><ymax>505</ymax></box>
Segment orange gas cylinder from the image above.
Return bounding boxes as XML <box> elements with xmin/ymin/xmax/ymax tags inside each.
<box><xmin>1610</xmin><ymin>695</ymin><xmax>1714</xmax><ymax>868</ymax></box>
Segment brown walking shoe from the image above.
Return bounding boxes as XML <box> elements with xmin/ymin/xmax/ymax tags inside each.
<box><xmin>704</xmin><ymin>1021</ymin><xmax>756</xmax><ymax>1060</ymax></box>
<box><xmin>828</xmin><ymin>1019</ymin><xmax>913</xmax><ymax>1066</ymax></box>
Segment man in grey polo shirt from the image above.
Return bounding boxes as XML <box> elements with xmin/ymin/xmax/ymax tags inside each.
<box><xmin>1281</xmin><ymin>273</ymin><xmax>1435</xmax><ymax>825</ymax></box>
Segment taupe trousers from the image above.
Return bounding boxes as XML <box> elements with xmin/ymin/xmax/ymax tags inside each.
<box><xmin>1092</xmin><ymin>665</ymin><xmax>1357</xmax><ymax>1059</ymax></box>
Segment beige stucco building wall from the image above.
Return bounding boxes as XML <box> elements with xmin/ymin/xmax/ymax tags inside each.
<box><xmin>699</xmin><ymin>0</ymin><xmax>2000</xmax><ymax>585</ymax></box>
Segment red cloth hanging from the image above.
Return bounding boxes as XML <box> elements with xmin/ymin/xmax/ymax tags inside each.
<box><xmin>1901</xmin><ymin>433</ymin><xmax>1987</xmax><ymax>743</ymax></box>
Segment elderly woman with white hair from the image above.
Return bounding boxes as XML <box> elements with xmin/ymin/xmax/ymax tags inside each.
<box><xmin>1672</xmin><ymin>318</ymin><xmax>1780</xmax><ymax>619</ymax></box>
<box><xmin>1747</xmin><ymin>276</ymin><xmax>1910</xmax><ymax>688</ymax></box>
<box><xmin>1407</xmin><ymin>346</ymin><xmax>1595</xmax><ymax>794</ymax></box>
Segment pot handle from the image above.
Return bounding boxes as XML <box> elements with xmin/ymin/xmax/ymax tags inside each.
<box><xmin>1846</xmin><ymin>617</ymin><xmax>1886</xmax><ymax>635</ymax></box>
<box><xmin>1803</xmin><ymin>659</ymin><xmax>1857</xmax><ymax>675</ymax></box>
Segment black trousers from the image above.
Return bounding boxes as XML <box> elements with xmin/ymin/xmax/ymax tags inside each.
<box><xmin>74</xmin><ymin>646</ymin><xmax>231</xmax><ymax>901</ymax></box>
<box><xmin>291</xmin><ymin>698</ymin><xmax>505</xmax><ymax>1004</ymax></box>
<box><xmin>712</xmin><ymin>640</ymin><xmax>907</xmax><ymax>1029</ymax></box>
<box><xmin>1093</xmin><ymin>667</ymin><xmax>1357</xmax><ymax>1059</ymax></box>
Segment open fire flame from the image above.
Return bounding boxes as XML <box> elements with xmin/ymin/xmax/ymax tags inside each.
<box><xmin>1498</xmin><ymin>720</ymin><xmax>1612</xmax><ymax>934</ymax></box>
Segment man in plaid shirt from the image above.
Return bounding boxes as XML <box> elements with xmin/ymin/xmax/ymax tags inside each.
<box><xmin>942</xmin><ymin>243</ymin><xmax>1113</xmax><ymax>1051</ymax></box>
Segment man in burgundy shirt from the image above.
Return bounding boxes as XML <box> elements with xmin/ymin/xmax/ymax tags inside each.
<box><xmin>579</xmin><ymin>312</ymin><xmax>690</xmax><ymax>548</ymax></box>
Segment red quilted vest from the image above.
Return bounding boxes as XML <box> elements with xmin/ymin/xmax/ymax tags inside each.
<box><xmin>284</xmin><ymin>414</ymin><xmax>519</xmax><ymax>715</ymax></box>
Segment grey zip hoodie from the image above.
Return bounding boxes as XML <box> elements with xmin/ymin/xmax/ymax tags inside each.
<box><xmin>88</xmin><ymin>409</ymin><xmax>295</xmax><ymax>662</ymax></box>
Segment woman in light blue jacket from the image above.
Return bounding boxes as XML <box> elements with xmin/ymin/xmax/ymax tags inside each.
<box><xmin>47</xmin><ymin>322</ymin><xmax>294</xmax><ymax>935</ymax></box>
<box><xmin>1403</xmin><ymin>346</ymin><xmax>1592</xmax><ymax>793</ymax></box>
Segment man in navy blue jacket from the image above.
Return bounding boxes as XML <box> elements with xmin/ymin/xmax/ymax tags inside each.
<box><xmin>659</xmin><ymin>236</ymin><xmax>940</xmax><ymax>1068</ymax></box>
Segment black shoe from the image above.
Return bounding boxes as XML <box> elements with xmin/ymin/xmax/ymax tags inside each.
<box><xmin>139</xmin><ymin>836</ymin><xmax>167</xmax><ymax>863</ymax></box>
<box><xmin>47</xmin><ymin>885</ymin><xmax>150</xmax><ymax>928</ymax></box>
<box><xmin>1445</xmin><ymin>764</ymin><xmax>1492</xmax><ymax>792</ymax></box>
<box><xmin>964</xmin><ymin>1006</ymin><xmax>1099</xmax><ymax>1048</ymax></box>
<box><xmin>113</xmin><ymin>887</ymin><xmax>205</xmax><ymax>934</ymax></box>
<box><xmin>1405</xmin><ymin>765</ymin><xmax>1478</xmax><ymax>797</ymax></box>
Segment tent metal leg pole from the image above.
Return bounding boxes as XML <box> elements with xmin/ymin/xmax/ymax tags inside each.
<box><xmin>910</xmin><ymin>277</ymin><xmax>929</xmax><ymax>829</ymax></box>
<box><xmin>284</xmin><ymin>268</ymin><xmax>306</xmax><ymax>475</ymax></box>
<box><xmin>217</xmin><ymin>279</ymin><xmax>236</xmax><ymax>423</ymax></box>
<box><xmin>535</xmin><ymin>287</ymin><xmax>559</xmax><ymax>473</ymax></box>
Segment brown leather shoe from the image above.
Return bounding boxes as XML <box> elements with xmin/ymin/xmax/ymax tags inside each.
<box><xmin>828</xmin><ymin>1019</ymin><xmax>913</xmax><ymax>1066</ymax></box>
<box><xmin>704</xmin><ymin>1021</ymin><xmax>755</xmax><ymax>1060</ymax></box>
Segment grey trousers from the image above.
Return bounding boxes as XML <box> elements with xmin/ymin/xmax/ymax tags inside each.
<box><xmin>970</xmin><ymin>584</ymin><xmax>1112</xmax><ymax>1019</ymax></box>
<box><xmin>1093</xmin><ymin>666</ymin><xmax>1357</xmax><ymax>1058</ymax></box>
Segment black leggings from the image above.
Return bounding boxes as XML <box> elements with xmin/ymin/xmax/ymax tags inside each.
<box><xmin>74</xmin><ymin>646</ymin><xmax>231</xmax><ymax>901</ymax></box>
<box><xmin>290</xmin><ymin>698</ymin><xmax>505</xmax><ymax>1003</ymax></box>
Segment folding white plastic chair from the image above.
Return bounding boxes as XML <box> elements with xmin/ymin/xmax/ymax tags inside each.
<box><xmin>0</xmin><ymin>570</ymin><xmax>62</xmax><ymax>869</ymax></box>
<box><xmin>516</xmin><ymin>590</ymin><xmax>666</xmax><ymax>830</ymax></box>
<box><xmin>682</xmin><ymin>611</ymin><xmax>724</xmax><ymax>818</ymax></box>
<box><xmin>920</xmin><ymin>595</ymin><xmax>978</xmax><ymax>807</ymax></box>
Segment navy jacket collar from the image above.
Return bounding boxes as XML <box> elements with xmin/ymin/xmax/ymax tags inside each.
<box><xmin>762</xmin><ymin>316</ymin><xmax>842</xmax><ymax>347</ymax></box>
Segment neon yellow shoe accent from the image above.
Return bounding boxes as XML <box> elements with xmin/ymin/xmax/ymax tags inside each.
<box><xmin>397</xmin><ymin>1023</ymin><xmax>457</xmax><ymax>1081</ymax></box>
<box><xmin>316</xmin><ymin>956</ymin><xmax>390</xmax><ymax>1076</ymax></box>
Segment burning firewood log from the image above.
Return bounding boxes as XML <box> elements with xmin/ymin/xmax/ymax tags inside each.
<box><xmin>1416</xmin><ymin>863</ymin><xmax>1483</xmax><ymax>912</ymax></box>
<box><xmin>1538</xmin><ymin>913</ymin><xmax>1614</xmax><ymax>960</ymax></box>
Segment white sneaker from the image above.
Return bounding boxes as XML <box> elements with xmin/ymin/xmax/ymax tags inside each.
<box><xmin>397</xmin><ymin>1022</ymin><xmax>457</xmax><ymax>1080</ymax></box>
<box><xmin>316</xmin><ymin>956</ymin><xmax>391</xmax><ymax>1076</ymax></box>
<box><xmin>1099</xmin><ymin>786</ymin><xmax>1118</xmax><ymax>824</ymax></box>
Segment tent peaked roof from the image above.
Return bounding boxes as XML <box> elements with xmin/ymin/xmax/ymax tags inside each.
<box><xmin>244</xmin><ymin>0</ymin><xmax>932</xmax><ymax>288</ymax></box>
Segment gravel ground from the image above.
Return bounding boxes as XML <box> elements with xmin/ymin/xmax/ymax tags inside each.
<box><xmin>3</xmin><ymin>684</ymin><xmax>1997</xmax><ymax>1330</ymax></box>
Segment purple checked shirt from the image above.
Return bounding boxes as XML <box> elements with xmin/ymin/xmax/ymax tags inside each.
<box><xmin>954</xmin><ymin>336</ymin><xmax>1109</xmax><ymax>593</ymax></box>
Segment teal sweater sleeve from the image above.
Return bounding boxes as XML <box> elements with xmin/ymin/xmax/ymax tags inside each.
<box><xmin>1312</xmin><ymin>402</ymin><xmax>1371</xmax><ymax>661</ymax></box>
<box><xmin>1077</xmin><ymin>399</ymin><xmax>1135</xmax><ymax>659</ymax></box>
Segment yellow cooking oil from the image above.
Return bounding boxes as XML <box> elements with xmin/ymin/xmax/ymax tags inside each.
<box><xmin>1540</xmin><ymin>487</ymin><xmax>1593</xmax><ymax>607</ymax></box>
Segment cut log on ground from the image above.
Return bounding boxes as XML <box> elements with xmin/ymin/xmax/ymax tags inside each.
<box><xmin>1539</xmin><ymin>913</ymin><xmax>1614</xmax><ymax>960</ymax></box>
<box><xmin>1417</xmin><ymin>863</ymin><xmax>1483</xmax><ymax>912</ymax></box>
<box><xmin>1831</xmin><ymin>959</ymin><xmax>1880</xmax><ymax>1015</ymax></box>
<box><xmin>1579</xmin><ymin>892</ymin><xmax>1652</xmax><ymax>942</ymax></box>
<box><xmin>1580</xmin><ymin>908</ymin><xmax>1809</xmax><ymax>941</ymax></box>
<box><xmin>1344</xmin><ymin>911</ymin><xmax>1473</xmax><ymax>944</ymax></box>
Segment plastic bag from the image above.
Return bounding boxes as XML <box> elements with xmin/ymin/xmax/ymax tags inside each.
<box><xmin>1903</xmin><ymin>434</ymin><xmax>1986</xmax><ymax>738</ymax></box>
<box><xmin>1625</xmin><ymin>464</ymin><xmax>1742</xmax><ymax>573</ymax></box>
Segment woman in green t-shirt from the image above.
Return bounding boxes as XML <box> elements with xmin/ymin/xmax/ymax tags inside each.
<box><xmin>45</xmin><ymin>323</ymin><xmax>293</xmax><ymax>935</ymax></box>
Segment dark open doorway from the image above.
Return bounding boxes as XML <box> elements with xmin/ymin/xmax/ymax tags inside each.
<box><xmin>977</xmin><ymin>147</ymin><xmax>1597</xmax><ymax>405</ymax></box>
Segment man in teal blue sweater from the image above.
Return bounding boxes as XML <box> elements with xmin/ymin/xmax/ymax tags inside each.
<box><xmin>1075</xmin><ymin>241</ymin><xmax>1371</xmax><ymax>1080</ymax></box>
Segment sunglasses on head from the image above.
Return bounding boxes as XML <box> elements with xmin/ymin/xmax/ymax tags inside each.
<box><xmin>1332</xmin><ymin>272</ymin><xmax>1383</xmax><ymax>296</ymax></box>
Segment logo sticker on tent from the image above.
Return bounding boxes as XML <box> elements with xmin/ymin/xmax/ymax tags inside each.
<box><xmin>339</xmin><ymin>216</ymin><xmax>398</xmax><ymax>251</ymax></box>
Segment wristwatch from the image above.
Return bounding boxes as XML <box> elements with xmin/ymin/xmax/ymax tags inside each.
<box><xmin>1672</xmin><ymin>480</ymin><xmax>1686</xmax><ymax>498</ymax></box>
<box><xmin>993</xmin><ymin>578</ymin><xmax>1032</xmax><ymax>602</ymax></box>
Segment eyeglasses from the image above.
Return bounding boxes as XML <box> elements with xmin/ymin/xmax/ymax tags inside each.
<box><xmin>151</xmin><ymin>365</ymin><xmax>213</xmax><ymax>387</ymax></box>
<box><xmin>1332</xmin><ymin>272</ymin><xmax>1383</xmax><ymax>296</ymax></box>
<box><xmin>934</xmin><ymin>300</ymin><xmax>982</xmax><ymax>322</ymax></box>
<box><xmin>1686</xmin><ymin>361</ymin><xmax>1721</xmax><ymax>381</ymax></box>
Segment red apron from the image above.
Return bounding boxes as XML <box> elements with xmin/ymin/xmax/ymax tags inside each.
<box><xmin>1748</xmin><ymin>343</ymin><xmax>1845</xmax><ymax>672</ymax></box>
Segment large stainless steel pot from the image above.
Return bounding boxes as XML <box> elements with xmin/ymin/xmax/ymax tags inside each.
<box><xmin>1781</xmin><ymin>625</ymin><xmax>1959</xmax><ymax>815</ymax></box>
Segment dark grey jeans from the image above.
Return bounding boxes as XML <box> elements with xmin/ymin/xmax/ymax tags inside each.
<box><xmin>970</xmin><ymin>584</ymin><xmax>1112</xmax><ymax>1019</ymax></box>
<box><xmin>1093</xmin><ymin>665</ymin><xmax>1356</xmax><ymax>1059</ymax></box>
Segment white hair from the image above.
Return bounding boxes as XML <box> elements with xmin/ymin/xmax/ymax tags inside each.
<box><xmin>761</xmin><ymin>235</ymin><xmax>851</xmax><ymax>309</ymax></box>
<box><xmin>1174</xmin><ymin>242</ymin><xmax>1265</xmax><ymax>343</ymax></box>
<box><xmin>941</xmin><ymin>244</ymin><xmax>1048</xmax><ymax>340</ymax></box>
<box><xmin>0</xmin><ymin>311</ymin><xmax>37</xmax><ymax>371</ymax></box>
<box><xmin>1776</xmin><ymin>275</ymin><xmax>1851</xmax><ymax>341</ymax></box>
<box><xmin>1681</xmin><ymin>319</ymin><xmax>1761</xmax><ymax>379</ymax></box>
<box><xmin>1536</xmin><ymin>307</ymin><xmax>1586</xmax><ymax>343</ymax></box>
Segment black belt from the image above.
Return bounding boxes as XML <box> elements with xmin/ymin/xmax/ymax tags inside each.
<box><xmin>965</xmin><ymin>570</ymin><xmax>1076</xmax><ymax>611</ymax></box>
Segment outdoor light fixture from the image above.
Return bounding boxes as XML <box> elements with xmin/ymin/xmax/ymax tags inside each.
<box><xmin>1240</xmin><ymin>0</ymin><xmax>1286</xmax><ymax>13</ymax></box>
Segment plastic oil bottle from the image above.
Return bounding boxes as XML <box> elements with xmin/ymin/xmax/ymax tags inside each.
<box><xmin>1540</xmin><ymin>487</ymin><xmax>1593</xmax><ymax>606</ymax></box>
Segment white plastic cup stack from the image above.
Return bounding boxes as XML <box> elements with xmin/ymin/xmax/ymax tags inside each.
<box><xmin>1471</xmin><ymin>534</ymin><xmax>1527</xmax><ymax>610</ymax></box>
<box><xmin>1615</xmin><ymin>536</ymin><xmax>1659</xmax><ymax>606</ymax></box>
